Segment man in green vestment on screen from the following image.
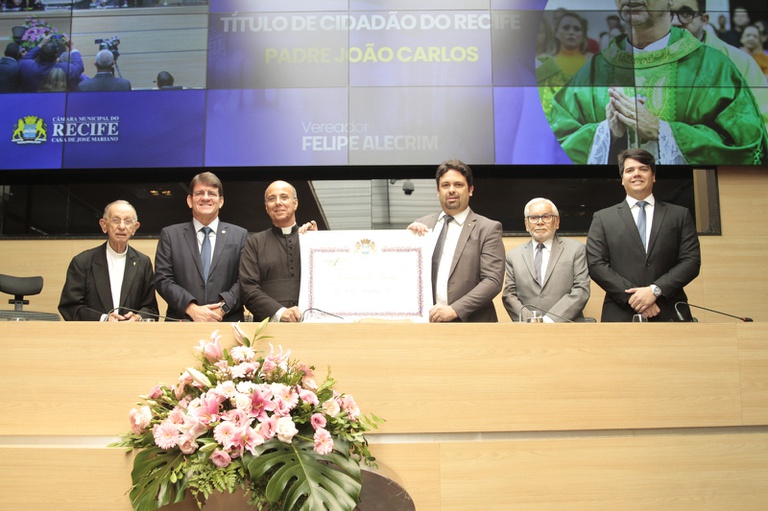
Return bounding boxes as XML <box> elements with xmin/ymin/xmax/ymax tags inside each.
<box><xmin>549</xmin><ymin>0</ymin><xmax>768</xmax><ymax>165</ymax></box>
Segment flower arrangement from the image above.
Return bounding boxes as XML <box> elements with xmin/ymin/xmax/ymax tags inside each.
<box><xmin>18</xmin><ymin>17</ymin><xmax>63</xmax><ymax>51</ymax></box>
<box><xmin>111</xmin><ymin>320</ymin><xmax>382</xmax><ymax>511</ymax></box>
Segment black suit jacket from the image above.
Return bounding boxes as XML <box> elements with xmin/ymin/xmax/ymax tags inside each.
<box><xmin>77</xmin><ymin>73</ymin><xmax>132</xmax><ymax>92</ymax></box>
<box><xmin>239</xmin><ymin>227</ymin><xmax>301</xmax><ymax>322</ymax></box>
<box><xmin>58</xmin><ymin>243</ymin><xmax>158</xmax><ymax>321</ymax></box>
<box><xmin>155</xmin><ymin>220</ymin><xmax>248</xmax><ymax>321</ymax></box>
<box><xmin>586</xmin><ymin>199</ymin><xmax>701</xmax><ymax>322</ymax></box>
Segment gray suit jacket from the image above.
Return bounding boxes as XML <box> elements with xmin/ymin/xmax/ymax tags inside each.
<box><xmin>416</xmin><ymin>209</ymin><xmax>505</xmax><ymax>322</ymax></box>
<box><xmin>587</xmin><ymin>199</ymin><xmax>701</xmax><ymax>322</ymax></box>
<box><xmin>502</xmin><ymin>235</ymin><xmax>590</xmax><ymax>322</ymax></box>
<box><xmin>155</xmin><ymin>220</ymin><xmax>248</xmax><ymax>321</ymax></box>
<box><xmin>58</xmin><ymin>242</ymin><xmax>158</xmax><ymax>321</ymax></box>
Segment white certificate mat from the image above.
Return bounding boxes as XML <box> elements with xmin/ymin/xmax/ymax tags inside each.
<box><xmin>299</xmin><ymin>230</ymin><xmax>432</xmax><ymax>322</ymax></box>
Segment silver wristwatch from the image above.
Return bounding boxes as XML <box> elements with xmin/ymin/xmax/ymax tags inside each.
<box><xmin>650</xmin><ymin>284</ymin><xmax>662</xmax><ymax>297</ymax></box>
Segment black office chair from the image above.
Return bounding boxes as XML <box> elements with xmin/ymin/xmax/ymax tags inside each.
<box><xmin>0</xmin><ymin>274</ymin><xmax>60</xmax><ymax>321</ymax></box>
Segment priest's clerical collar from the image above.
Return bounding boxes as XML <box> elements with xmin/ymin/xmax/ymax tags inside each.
<box><xmin>272</xmin><ymin>224</ymin><xmax>298</xmax><ymax>236</ymax></box>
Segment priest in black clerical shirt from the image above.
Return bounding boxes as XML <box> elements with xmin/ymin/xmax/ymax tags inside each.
<box><xmin>239</xmin><ymin>180</ymin><xmax>317</xmax><ymax>322</ymax></box>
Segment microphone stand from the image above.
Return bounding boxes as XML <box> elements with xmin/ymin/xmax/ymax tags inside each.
<box><xmin>674</xmin><ymin>302</ymin><xmax>753</xmax><ymax>322</ymax></box>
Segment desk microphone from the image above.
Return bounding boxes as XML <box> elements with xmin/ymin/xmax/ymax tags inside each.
<box><xmin>105</xmin><ymin>307</ymin><xmax>188</xmax><ymax>322</ymax></box>
<box><xmin>519</xmin><ymin>304</ymin><xmax>575</xmax><ymax>323</ymax></box>
<box><xmin>674</xmin><ymin>302</ymin><xmax>753</xmax><ymax>323</ymax></box>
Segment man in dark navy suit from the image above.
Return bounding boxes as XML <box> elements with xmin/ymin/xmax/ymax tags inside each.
<box><xmin>155</xmin><ymin>172</ymin><xmax>248</xmax><ymax>322</ymax></box>
<box><xmin>77</xmin><ymin>49</ymin><xmax>131</xmax><ymax>91</ymax></box>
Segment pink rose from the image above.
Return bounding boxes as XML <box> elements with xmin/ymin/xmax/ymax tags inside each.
<box><xmin>259</xmin><ymin>417</ymin><xmax>277</xmax><ymax>440</ymax></box>
<box><xmin>310</xmin><ymin>413</ymin><xmax>326</xmax><ymax>430</ymax></box>
<box><xmin>148</xmin><ymin>386</ymin><xmax>163</xmax><ymax>399</ymax></box>
<box><xmin>211</xmin><ymin>449</ymin><xmax>232</xmax><ymax>468</ymax></box>
<box><xmin>129</xmin><ymin>405</ymin><xmax>152</xmax><ymax>435</ymax></box>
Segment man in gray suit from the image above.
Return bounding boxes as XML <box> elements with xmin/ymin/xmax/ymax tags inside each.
<box><xmin>408</xmin><ymin>159</ymin><xmax>505</xmax><ymax>322</ymax></box>
<box><xmin>503</xmin><ymin>198</ymin><xmax>590</xmax><ymax>322</ymax></box>
<box><xmin>155</xmin><ymin>172</ymin><xmax>248</xmax><ymax>322</ymax></box>
<box><xmin>59</xmin><ymin>200</ymin><xmax>158</xmax><ymax>321</ymax></box>
<box><xmin>587</xmin><ymin>148</ymin><xmax>701</xmax><ymax>322</ymax></box>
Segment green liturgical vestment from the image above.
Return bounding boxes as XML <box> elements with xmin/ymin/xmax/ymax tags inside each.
<box><xmin>550</xmin><ymin>27</ymin><xmax>767</xmax><ymax>165</ymax></box>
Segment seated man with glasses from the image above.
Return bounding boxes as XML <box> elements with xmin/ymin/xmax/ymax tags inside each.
<box><xmin>58</xmin><ymin>200</ymin><xmax>158</xmax><ymax>321</ymax></box>
<box><xmin>155</xmin><ymin>172</ymin><xmax>248</xmax><ymax>322</ymax></box>
<box><xmin>502</xmin><ymin>197</ymin><xmax>590</xmax><ymax>322</ymax></box>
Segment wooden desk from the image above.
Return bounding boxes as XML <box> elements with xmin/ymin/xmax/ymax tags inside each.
<box><xmin>1</xmin><ymin>323</ymin><xmax>767</xmax><ymax>510</ymax></box>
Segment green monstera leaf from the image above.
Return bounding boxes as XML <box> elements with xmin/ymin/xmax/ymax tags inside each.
<box><xmin>244</xmin><ymin>436</ymin><xmax>362</xmax><ymax>511</ymax></box>
<box><xmin>129</xmin><ymin>446</ymin><xmax>187</xmax><ymax>511</ymax></box>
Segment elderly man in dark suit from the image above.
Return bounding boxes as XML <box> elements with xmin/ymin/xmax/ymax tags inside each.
<box><xmin>503</xmin><ymin>198</ymin><xmax>590</xmax><ymax>322</ymax></box>
<box><xmin>587</xmin><ymin>148</ymin><xmax>701</xmax><ymax>322</ymax></box>
<box><xmin>77</xmin><ymin>49</ymin><xmax>131</xmax><ymax>92</ymax></box>
<box><xmin>155</xmin><ymin>172</ymin><xmax>248</xmax><ymax>322</ymax></box>
<box><xmin>58</xmin><ymin>200</ymin><xmax>158</xmax><ymax>321</ymax></box>
<box><xmin>408</xmin><ymin>159</ymin><xmax>505</xmax><ymax>323</ymax></box>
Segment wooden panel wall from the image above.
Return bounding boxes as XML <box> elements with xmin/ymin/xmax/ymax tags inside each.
<box><xmin>0</xmin><ymin>322</ymin><xmax>766</xmax><ymax>510</ymax></box>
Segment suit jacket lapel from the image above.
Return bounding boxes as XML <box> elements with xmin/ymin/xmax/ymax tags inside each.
<box><xmin>209</xmin><ymin>222</ymin><xmax>228</xmax><ymax>275</ymax></box>
<box><xmin>647</xmin><ymin>201</ymin><xmax>666</xmax><ymax>255</ymax></box>
<box><xmin>120</xmin><ymin>246</ymin><xmax>138</xmax><ymax>307</ymax></box>
<box><xmin>521</xmin><ymin>240</ymin><xmax>536</xmax><ymax>283</ymax></box>
<box><xmin>617</xmin><ymin>202</ymin><xmax>645</xmax><ymax>254</ymax></box>
<box><xmin>450</xmin><ymin>211</ymin><xmax>476</xmax><ymax>276</ymax></box>
<box><xmin>184</xmin><ymin>222</ymin><xmax>205</xmax><ymax>280</ymax></box>
<box><xmin>543</xmin><ymin>236</ymin><xmax>564</xmax><ymax>286</ymax></box>
<box><xmin>93</xmin><ymin>243</ymin><xmax>114</xmax><ymax>312</ymax></box>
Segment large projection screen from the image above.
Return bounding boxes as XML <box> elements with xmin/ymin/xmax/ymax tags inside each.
<box><xmin>1</xmin><ymin>0</ymin><xmax>766</xmax><ymax>170</ymax></box>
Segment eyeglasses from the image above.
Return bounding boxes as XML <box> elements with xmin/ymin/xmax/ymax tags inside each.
<box><xmin>192</xmin><ymin>190</ymin><xmax>220</xmax><ymax>199</ymax></box>
<box><xmin>671</xmin><ymin>6</ymin><xmax>701</xmax><ymax>25</ymax></box>
<box><xmin>526</xmin><ymin>214</ymin><xmax>557</xmax><ymax>224</ymax></box>
<box><xmin>107</xmin><ymin>217</ymin><xmax>135</xmax><ymax>227</ymax></box>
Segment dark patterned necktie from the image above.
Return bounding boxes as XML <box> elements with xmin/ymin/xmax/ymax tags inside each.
<box><xmin>431</xmin><ymin>216</ymin><xmax>453</xmax><ymax>301</ymax></box>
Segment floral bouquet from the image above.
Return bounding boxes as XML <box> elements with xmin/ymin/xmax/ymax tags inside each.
<box><xmin>18</xmin><ymin>17</ymin><xmax>64</xmax><ymax>51</ymax></box>
<box><xmin>111</xmin><ymin>320</ymin><xmax>382</xmax><ymax>511</ymax></box>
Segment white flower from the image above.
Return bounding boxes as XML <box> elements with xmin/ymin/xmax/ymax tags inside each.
<box><xmin>275</xmin><ymin>416</ymin><xmax>299</xmax><ymax>443</ymax></box>
<box><xmin>322</xmin><ymin>398</ymin><xmax>341</xmax><ymax>417</ymax></box>
<box><xmin>185</xmin><ymin>367</ymin><xmax>212</xmax><ymax>388</ymax></box>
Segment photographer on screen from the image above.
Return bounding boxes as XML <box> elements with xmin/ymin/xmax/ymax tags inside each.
<box><xmin>18</xmin><ymin>34</ymin><xmax>83</xmax><ymax>92</ymax></box>
<box><xmin>77</xmin><ymin>49</ymin><xmax>131</xmax><ymax>91</ymax></box>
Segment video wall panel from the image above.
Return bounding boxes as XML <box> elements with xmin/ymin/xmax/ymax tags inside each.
<box><xmin>1</xmin><ymin>0</ymin><xmax>766</xmax><ymax>170</ymax></box>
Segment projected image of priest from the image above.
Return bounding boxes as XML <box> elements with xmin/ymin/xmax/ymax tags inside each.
<box><xmin>548</xmin><ymin>1</ymin><xmax>768</xmax><ymax>165</ymax></box>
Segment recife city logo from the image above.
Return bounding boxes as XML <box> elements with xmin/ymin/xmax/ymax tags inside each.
<box><xmin>11</xmin><ymin>116</ymin><xmax>47</xmax><ymax>144</ymax></box>
<box><xmin>11</xmin><ymin>114</ymin><xmax>121</xmax><ymax>145</ymax></box>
